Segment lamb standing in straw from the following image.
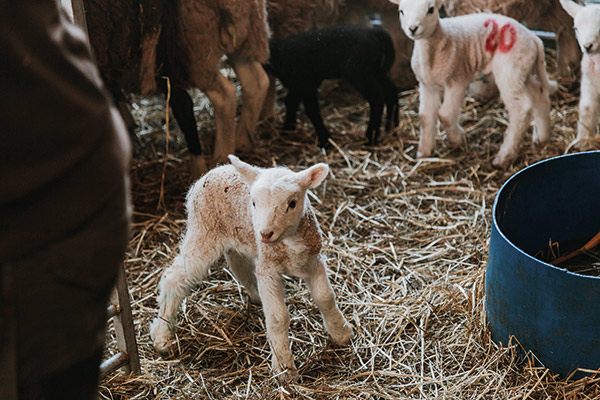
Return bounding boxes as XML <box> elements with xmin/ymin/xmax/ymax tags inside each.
<box><xmin>390</xmin><ymin>0</ymin><xmax>556</xmax><ymax>168</ymax></box>
<box><xmin>560</xmin><ymin>0</ymin><xmax>600</xmax><ymax>151</ymax></box>
<box><xmin>150</xmin><ymin>156</ymin><xmax>353</xmax><ymax>382</ymax></box>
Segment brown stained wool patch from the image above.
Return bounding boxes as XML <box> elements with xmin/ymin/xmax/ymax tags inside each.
<box><xmin>98</xmin><ymin>51</ymin><xmax>599</xmax><ymax>399</ymax></box>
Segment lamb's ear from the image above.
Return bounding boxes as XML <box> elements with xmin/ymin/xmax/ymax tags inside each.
<box><xmin>297</xmin><ymin>163</ymin><xmax>330</xmax><ymax>189</ymax></box>
<box><xmin>435</xmin><ymin>0</ymin><xmax>443</xmax><ymax>10</ymax></box>
<box><xmin>388</xmin><ymin>0</ymin><xmax>399</xmax><ymax>5</ymax></box>
<box><xmin>229</xmin><ymin>155</ymin><xmax>259</xmax><ymax>185</ymax></box>
<box><xmin>559</xmin><ymin>0</ymin><xmax>581</xmax><ymax>18</ymax></box>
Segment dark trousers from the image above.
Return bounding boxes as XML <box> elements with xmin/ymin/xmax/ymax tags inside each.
<box><xmin>0</xmin><ymin>178</ymin><xmax>130</xmax><ymax>400</ymax></box>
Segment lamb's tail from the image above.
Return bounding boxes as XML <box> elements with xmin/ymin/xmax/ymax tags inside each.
<box><xmin>374</xmin><ymin>28</ymin><xmax>396</xmax><ymax>73</ymax></box>
<box><xmin>535</xmin><ymin>38</ymin><xmax>558</xmax><ymax>95</ymax></box>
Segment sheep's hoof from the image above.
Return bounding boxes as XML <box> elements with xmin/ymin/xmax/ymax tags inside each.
<box><xmin>281</xmin><ymin>122</ymin><xmax>296</xmax><ymax>131</ymax></box>
<box><xmin>569</xmin><ymin>138</ymin><xmax>594</xmax><ymax>152</ymax></box>
<box><xmin>150</xmin><ymin>319</ymin><xmax>173</xmax><ymax>355</ymax></box>
<box><xmin>492</xmin><ymin>154</ymin><xmax>512</xmax><ymax>170</ymax></box>
<box><xmin>329</xmin><ymin>322</ymin><xmax>354</xmax><ymax>346</ymax></box>
<box><xmin>274</xmin><ymin>366</ymin><xmax>299</xmax><ymax>385</ymax></box>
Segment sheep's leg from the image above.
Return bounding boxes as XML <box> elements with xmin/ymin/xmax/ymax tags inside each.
<box><xmin>282</xmin><ymin>90</ymin><xmax>301</xmax><ymax>131</ymax></box>
<box><xmin>256</xmin><ymin>269</ymin><xmax>296</xmax><ymax>381</ymax></box>
<box><xmin>204</xmin><ymin>72</ymin><xmax>237</xmax><ymax>166</ymax></box>
<box><xmin>150</xmin><ymin>236</ymin><xmax>221</xmax><ymax>354</ymax></box>
<box><xmin>572</xmin><ymin>74</ymin><xmax>599</xmax><ymax>150</ymax></box>
<box><xmin>417</xmin><ymin>84</ymin><xmax>442</xmax><ymax>158</ymax></box>
<box><xmin>304</xmin><ymin>258</ymin><xmax>353</xmax><ymax>346</ymax></box>
<box><xmin>526</xmin><ymin>77</ymin><xmax>551</xmax><ymax>145</ymax></box>
<box><xmin>348</xmin><ymin>75</ymin><xmax>385</xmax><ymax>145</ymax></box>
<box><xmin>438</xmin><ymin>84</ymin><xmax>468</xmax><ymax>148</ymax></box>
<box><xmin>379</xmin><ymin>74</ymin><xmax>399</xmax><ymax>131</ymax></box>
<box><xmin>225</xmin><ymin>250</ymin><xmax>260</xmax><ymax>304</ymax></box>
<box><xmin>493</xmin><ymin>80</ymin><xmax>532</xmax><ymax>168</ymax></box>
<box><xmin>230</xmin><ymin>56</ymin><xmax>270</xmax><ymax>152</ymax></box>
<box><xmin>159</xmin><ymin>81</ymin><xmax>207</xmax><ymax>179</ymax></box>
<box><xmin>301</xmin><ymin>88</ymin><xmax>331</xmax><ymax>148</ymax></box>
<box><xmin>260</xmin><ymin>76</ymin><xmax>277</xmax><ymax>121</ymax></box>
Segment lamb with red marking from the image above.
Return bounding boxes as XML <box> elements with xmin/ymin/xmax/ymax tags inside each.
<box><xmin>390</xmin><ymin>0</ymin><xmax>557</xmax><ymax>168</ymax></box>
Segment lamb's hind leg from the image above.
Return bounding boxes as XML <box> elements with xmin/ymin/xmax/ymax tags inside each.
<box><xmin>526</xmin><ymin>76</ymin><xmax>551</xmax><ymax>145</ymax></box>
<box><xmin>304</xmin><ymin>258</ymin><xmax>353</xmax><ymax>346</ymax></box>
<box><xmin>438</xmin><ymin>84</ymin><xmax>468</xmax><ymax>148</ymax></box>
<box><xmin>230</xmin><ymin>56</ymin><xmax>270</xmax><ymax>153</ymax></box>
<box><xmin>225</xmin><ymin>250</ymin><xmax>260</xmax><ymax>304</ymax></box>
<box><xmin>493</xmin><ymin>77</ymin><xmax>532</xmax><ymax>169</ymax></box>
<box><xmin>150</xmin><ymin>235</ymin><xmax>222</xmax><ymax>354</ymax></box>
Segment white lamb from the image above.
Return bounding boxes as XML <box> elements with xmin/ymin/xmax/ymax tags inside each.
<box><xmin>150</xmin><ymin>156</ymin><xmax>353</xmax><ymax>381</ymax></box>
<box><xmin>390</xmin><ymin>0</ymin><xmax>556</xmax><ymax>168</ymax></box>
<box><xmin>560</xmin><ymin>0</ymin><xmax>600</xmax><ymax>151</ymax></box>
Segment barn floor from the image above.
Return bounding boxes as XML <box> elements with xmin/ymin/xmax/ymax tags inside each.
<box><xmin>98</xmin><ymin>54</ymin><xmax>599</xmax><ymax>399</ymax></box>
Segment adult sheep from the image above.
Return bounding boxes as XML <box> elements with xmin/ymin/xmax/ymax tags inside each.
<box><xmin>82</xmin><ymin>0</ymin><xmax>269</xmax><ymax>177</ymax></box>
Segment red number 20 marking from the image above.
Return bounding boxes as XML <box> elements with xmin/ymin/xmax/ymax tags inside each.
<box><xmin>484</xmin><ymin>19</ymin><xmax>517</xmax><ymax>54</ymax></box>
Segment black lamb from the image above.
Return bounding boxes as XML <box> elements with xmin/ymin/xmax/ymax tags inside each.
<box><xmin>265</xmin><ymin>24</ymin><xmax>399</xmax><ymax>147</ymax></box>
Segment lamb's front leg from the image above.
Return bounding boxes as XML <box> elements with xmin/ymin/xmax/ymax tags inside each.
<box><xmin>417</xmin><ymin>83</ymin><xmax>442</xmax><ymax>158</ymax></box>
<box><xmin>438</xmin><ymin>84</ymin><xmax>468</xmax><ymax>148</ymax></box>
<box><xmin>256</xmin><ymin>268</ymin><xmax>297</xmax><ymax>381</ymax></box>
<box><xmin>572</xmin><ymin>74</ymin><xmax>599</xmax><ymax>151</ymax></box>
<box><xmin>305</xmin><ymin>258</ymin><xmax>353</xmax><ymax>345</ymax></box>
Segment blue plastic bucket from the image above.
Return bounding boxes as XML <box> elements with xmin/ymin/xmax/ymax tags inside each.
<box><xmin>486</xmin><ymin>151</ymin><xmax>600</xmax><ymax>377</ymax></box>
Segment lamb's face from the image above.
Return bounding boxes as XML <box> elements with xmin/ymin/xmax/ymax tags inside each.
<box><xmin>228</xmin><ymin>155</ymin><xmax>330</xmax><ymax>246</ymax></box>
<box><xmin>573</xmin><ymin>6</ymin><xmax>600</xmax><ymax>55</ymax></box>
<box><xmin>395</xmin><ymin>0</ymin><xmax>440</xmax><ymax>40</ymax></box>
<box><xmin>561</xmin><ymin>0</ymin><xmax>600</xmax><ymax>55</ymax></box>
<box><xmin>250</xmin><ymin>173</ymin><xmax>306</xmax><ymax>244</ymax></box>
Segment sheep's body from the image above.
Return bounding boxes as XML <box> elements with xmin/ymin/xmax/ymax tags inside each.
<box><xmin>442</xmin><ymin>0</ymin><xmax>580</xmax><ymax>77</ymax></box>
<box><xmin>266</xmin><ymin>0</ymin><xmax>416</xmax><ymax>89</ymax></box>
<box><xmin>394</xmin><ymin>0</ymin><xmax>554</xmax><ymax>168</ymax></box>
<box><xmin>560</xmin><ymin>0</ymin><xmax>600</xmax><ymax>150</ymax></box>
<box><xmin>83</xmin><ymin>0</ymin><xmax>269</xmax><ymax>176</ymax></box>
<box><xmin>150</xmin><ymin>156</ymin><xmax>353</xmax><ymax>381</ymax></box>
<box><xmin>267</xmin><ymin>25</ymin><xmax>399</xmax><ymax>147</ymax></box>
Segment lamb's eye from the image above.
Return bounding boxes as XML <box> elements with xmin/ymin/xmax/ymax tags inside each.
<box><xmin>288</xmin><ymin>200</ymin><xmax>297</xmax><ymax>209</ymax></box>
<box><xmin>252</xmin><ymin>200</ymin><xmax>256</xmax><ymax>207</ymax></box>
<box><xmin>400</xmin><ymin>9</ymin><xmax>404</xmax><ymax>15</ymax></box>
<box><xmin>427</xmin><ymin>6</ymin><xmax>434</xmax><ymax>14</ymax></box>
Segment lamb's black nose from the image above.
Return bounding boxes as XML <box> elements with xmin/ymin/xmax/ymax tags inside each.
<box><xmin>409</xmin><ymin>25</ymin><xmax>418</xmax><ymax>35</ymax></box>
<box><xmin>585</xmin><ymin>43</ymin><xmax>594</xmax><ymax>53</ymax></box>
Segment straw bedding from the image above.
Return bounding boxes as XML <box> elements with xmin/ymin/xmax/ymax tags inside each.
<box><xmin>98</xmin><ymin>51</ymin><xmax>600</xmax><ymax>399</ymax></box>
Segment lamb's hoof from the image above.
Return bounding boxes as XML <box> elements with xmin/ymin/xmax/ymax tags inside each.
<box><xmin>274</xmin><ymin>366</ymin><xmax>299</xmax><ymax>385</ymax></box>
<box><xmin>416</xmin><ymin>150</ymin><xmax>431</xmax><ymax>159</ymax></box>
<box><xmin>150</xmin><ymin>319</ymin><xmax>173</xmax><ymax>355</ymax></box>
<box><xmin>448</xmin><ymin>134</ymin><xmax>466</xmax><ymax>149</ymax></box>
<box><xmin>568</xmin><ymin>138</ymin><xmax>594</xmax><ymax>152</ymax></box>
<box><xmin>492</xmin><ymin>154</ymin><xmax>513</xmax><ymax>170</ymax></box>
<box><xmin>330</xmin><ymin>322</ymin><xmax>354</xmax><ymax>346</ymax></box>
<box><xmin>281</xmin><ymin>122</ymin><xmax>296</xmax><ymax>131</ymax></box>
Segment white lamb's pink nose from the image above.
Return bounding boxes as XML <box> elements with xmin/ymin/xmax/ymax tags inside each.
<box><xmin>261</xmin><ymin>231</ymin><xmax>274</xmax><ymax>242</ymax></box>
